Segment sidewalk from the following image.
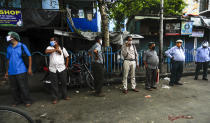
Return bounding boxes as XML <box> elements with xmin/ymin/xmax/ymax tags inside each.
<box><xmin>0</xmin><ymin>75</ymin><xmax>210</xmax><ymax>123</ymax></box>
<box><xmin>0</xmin><ymin>69</ymin><xmax>209</xmax><ymax>94</ymax></box>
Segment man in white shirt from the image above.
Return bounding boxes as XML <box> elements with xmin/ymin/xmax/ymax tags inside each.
<box><xmin>45</xmin><ymin>37</ymin><xmax>70</xmax><ymax>104</ymax></box>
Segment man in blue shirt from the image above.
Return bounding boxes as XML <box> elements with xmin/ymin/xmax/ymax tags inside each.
<box><xmin>165</xmin><ymin>39</ymin><xmax>185</xmax><ymax>86</ymax></box>
<box><xmin>4</xmin><ymin>31</ymin><xmax>32</xmax><ymax>107</ymax></box>
<box><xmin>194</xmin><ymin>41</ymin><xmax>210</xmax><ymax>80</ymax></box>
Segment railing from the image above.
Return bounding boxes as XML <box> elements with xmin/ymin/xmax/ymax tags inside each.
<box><xmin>0</xmin><ymin>48</ymin><xmax>196</xmax><ymax>74</ymax></box>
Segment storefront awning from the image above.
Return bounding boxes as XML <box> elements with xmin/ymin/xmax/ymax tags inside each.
<box><xmin>200</xmin><ymin>10</ymin><xmax>210</xmax><ymax>17</ymax></box>
<box><xmin>134</xmin><ymin>16</ymin><xmax>179</xmax><ymax>20</ymax></box>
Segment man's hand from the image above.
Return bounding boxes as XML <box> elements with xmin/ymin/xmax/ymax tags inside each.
<box><xmin>171</xmin><ymin>56</ymin><xmax>175</xmax><ymax>63</ymax></box>
<box><xmin>144</xmin><ymin>64</ymin><xmax>148</xmax><ymax>69</ymax></box>
<box><xmin>195</xmin><ymin>62</ymin><xmax>197</xmax><ymax>64</ymax></box>
<box><xmin>28</xmin><ymin>68</ymin><xmax>33</xmax><ymax>75</ymax></box>
<box><xmin>4</xmin><ymin>72</ymin><xmax>8</xmax><ymax>79</ymax></box>
<box><xmin>136</xmin><ymin>64</ymin><xmax>140</xmax><ymax>69</ymax></box>
<box><xmin>88</xmin><ymin>52</ymin><xmax>92</xmax><ymax>56</ymax></box>
<box><xmin>93</xmin><ymin>50</ymin><xmax>99</xmax><ymax>60</ymax></box>
<box><xmin>55</xmin><ymin>48</ymin><xmax>61</xmax><ymax>55</ymax></box>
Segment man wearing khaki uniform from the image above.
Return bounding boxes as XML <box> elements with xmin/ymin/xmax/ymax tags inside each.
<box><xmin>121</xmin><ymin>36</ymin><xmax>139</xmax><ymax>94</ymax></box>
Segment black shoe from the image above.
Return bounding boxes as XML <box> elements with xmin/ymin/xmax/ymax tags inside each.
<box><xmin>174</xmin><ymin>82</ymin><xmax>183</xmax><ymax>85</ymax></box>
<box><xmin>151</xmin><ymin>86</ymin><xmax>157</xmax><ymax>89</ymax></box>
<box><xmin>132</xmin><ymin>89</ymin><xmax>139</xmax><ymax>92</ymax></box>
<box><xmin>194</xmin><ymin>77</ymin><xmax>198</xmax><ymax>80</ymax></box>
<box><xmin>145</xmin><ymin>88</ymin><xmax>152</xmax><ymax>91</ymax></box>
<box><xmin>202</xmin><ymin>78</ymin><xmax>208</xmax><ymax>81</ymax></box>
<box><xmin>169</xmin><ymin>83</ymin><xmax>174</xmax><ymax>86</ymax></box>
<box><xmin>94</xmin><ymin>93</ymin><xmax>105</xmax><ymax>97</ymax></box>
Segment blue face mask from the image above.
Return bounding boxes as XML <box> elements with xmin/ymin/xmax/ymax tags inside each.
<box><xmin>50</xmin><ymin>41</ymin><xmax>55</xmax><ymax>46</ymax></box>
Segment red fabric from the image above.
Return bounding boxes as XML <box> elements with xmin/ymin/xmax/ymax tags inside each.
<box><xmin>43</xmin><ymin>66</ymin><xmax>49</xmax><ymax>72</ymax></box>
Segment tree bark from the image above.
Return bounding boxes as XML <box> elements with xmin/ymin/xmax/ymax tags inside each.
<box><xmin>97</xmin><ymin>0</ymin><xmax>110</xmax><ymax>47</ymax></box>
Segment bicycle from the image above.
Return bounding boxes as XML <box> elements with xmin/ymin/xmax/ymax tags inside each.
<box><xmin>67</xmin><ymin>62</ymin><xmax>95</xmax><ymax>90</ymax></box>
<box><xmin>0</xmin><ymin>106</ymin><xmax>34</xmax><ymax>123</ymax></box>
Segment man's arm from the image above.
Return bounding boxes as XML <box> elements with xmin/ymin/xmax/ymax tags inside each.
<box><xmin>22</xmin><ymin>44</ymin><xmax>33</xmax><ymax>75</ymax></box>
<box><xmin>5</xmin><ymin>60</ymin><xmax>9</xmax><ymax>79</ymax></box>
<box><xmin>165</xmin><ymin>48</ymin><xmax>173</xmax><ymax>59</ymax></box>
<box><xmin>65</xmin><ymin>57</ymin><xmax>69</xmax><ymax>68</ymax></box>
<box><xmin>28</xmin><ymin>56</ymin><xmax>32</xmax><ymax>75</ymax></box>
<box><xmin>121</xmin><ymin>44</ymin><xmax>127</xmax><ymax>58</ymax></box>
<box><xmin>45</xmin><ymin>48</ymin><xmax>57</xmax><ymax>54</ymax></box>
<box><xmin>88</xmin><ymin>44</ymin><xmax>97</xmax><ymax>59</ymax></box>
<box><xmin>134</xmin><ymin>45</ymin><xmax>139</xmax><ymax>66</ymax></box>
<box><xmin>143</xmin><ymin>51</ymin><xmax>147</xmax><ymax>68</ymax></box>
<box><xmin>62</xmin><ymin>48</ymin><xmax>70</xmax><ymax>68</ymax></box>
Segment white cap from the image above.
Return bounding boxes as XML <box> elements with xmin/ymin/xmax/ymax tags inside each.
<box><xmin>176</xmin><ymin>39</ymin><xmax>183</xmax><ymax>43</ymax></box>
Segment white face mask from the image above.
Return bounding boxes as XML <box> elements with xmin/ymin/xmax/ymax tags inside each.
<box><xmin>6</xmin><ymin>35</ymin><xmax>13</xmax><ymax>42</ymax></box>
<box><xmin>202</xmin><ymin>42</ymin><xmax>209</xmax><ymax>47</ymax></box>
<box><xmin>100</xmin><ymin>40</ymin><xmax>102</xmax><ymax>45</ymax></box>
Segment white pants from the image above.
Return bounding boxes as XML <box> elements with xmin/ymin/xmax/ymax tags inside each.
<box><xmin>122</xmin><ymin>60</ymin><xmax>136</xmax><ymax>90</ymax></box>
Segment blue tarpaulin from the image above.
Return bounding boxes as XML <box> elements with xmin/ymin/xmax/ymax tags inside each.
<box><xmin>67</xmin><ymin>13</ymin><xmax>98</xmax><ymax>32</ymax></box>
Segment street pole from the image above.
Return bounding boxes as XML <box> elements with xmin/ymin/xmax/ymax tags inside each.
<box><xmin>159</xmin><ymin>0</ymin><xmax>164</xmax><ymax>73</ymax></box>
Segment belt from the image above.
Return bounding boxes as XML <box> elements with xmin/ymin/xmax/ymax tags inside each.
<box><xmin>125</xmin><ymin>59</ymin><xmax>136</xmax><ymax>61</ymax></box>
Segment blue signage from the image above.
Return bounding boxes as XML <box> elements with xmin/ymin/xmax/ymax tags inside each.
<box><xmin>0</xmin><ymin>9</ymin><xmax>23</xmax><ymax>27</ymax></box>
<box><xmin>181</xmin><ymin>21</ymin><xmax>193</xmax><ymax>35</ymax></box>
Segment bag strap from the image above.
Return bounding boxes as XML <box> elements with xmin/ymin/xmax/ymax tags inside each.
<box><xmin>21</xmin><ymin>44</ymin><xmax>25</xmax><ymax>55</ymax></box>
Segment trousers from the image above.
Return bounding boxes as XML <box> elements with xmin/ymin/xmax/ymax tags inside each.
<box><xmin>195</xmin><ymin>62</ymin><xmax>209</xmax><ymax>79</ymax></box>
<box><xmin>122</xmin><ymin>60</ymin><xmax>136</xmax><ymax>90</ymax></box>
<box><xmin>91</xmin><ymin>63</ymin><xmax>104</xmax><ymax>94</ymax></box>
<box><xmin>9</xmin><ymin>73</ymin><xmax>32</xmax><ymax>104</ymax></box>
<box><xmin>49</xmin><ymin>69</ymin><xmax>68</xmax><ymax>100</ymax></box>
<box><xmin>170</xmin><ymin>61</ymin><xmax>184</xmax><ymax>84</ymax></box>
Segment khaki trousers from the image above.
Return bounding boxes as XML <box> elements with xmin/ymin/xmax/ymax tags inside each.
<box><xmin>122</xmin><ymin>60</ymin><xmax>136</xmax><ymax>90</ymax></box>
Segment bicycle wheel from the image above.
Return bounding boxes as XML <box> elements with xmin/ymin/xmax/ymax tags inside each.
<box><xmin>85</xmin><ymin>71</ymin><xmax>95</xmax><ymax>90</ymax></box>
<box><xmin>0</xmin><ymin>106</ymin><xmax>34</xmax><ymax>123</ymax></box>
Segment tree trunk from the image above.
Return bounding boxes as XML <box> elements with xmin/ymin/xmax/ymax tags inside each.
<box><xmin>97</xmin><ymin>0</ymin><xmax>110</xmax><ymax>47</ymax></box>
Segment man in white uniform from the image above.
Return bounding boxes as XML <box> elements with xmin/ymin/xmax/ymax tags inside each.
<box><xmin>121</xmin><ymin>36</ymin><xmax>139</xmax><ymax>94</ymax></box>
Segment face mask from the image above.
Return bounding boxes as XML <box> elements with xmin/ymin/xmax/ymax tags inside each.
<box><xmin>100</xmin><ymin>40</ymin><xmax>102</xmax><ymax>45</ymax></box>
<box><xmin>50</xmin><ymin>41</ymin><xmax>56</xmax><ymax>46</ymax></box>
<box><xmin>151</xmin><ymin>46</ymin><xmax>155</xmax><ymax>50</ymax></box>
<box><xmin>202</xmin><ymin>42</ymin><xmax>208</xmax><ymax>48</ymax></box>
<box><xmin>128</xmin><ymin>41</ymin><xmax>132</xmax><ymax>45</ymax></box>
<box><xmin>6</xmin><ymin>35</ymin><xmax>13</xmax><ymax>42</ymax></box>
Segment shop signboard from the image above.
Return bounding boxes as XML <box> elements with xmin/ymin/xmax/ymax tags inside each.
<box><xmin>0</xmin><ymin>9</ymin><xmax>23</xmax><ymax>27</ymax></box>
<box><xmin>190</xmin><ymin>29</ymin><xmax>204</xmax><ymax>37</ymax></box>
<box><xmin>165</xmin><ymin>23</ymin><xmax>181</xmax><ymax>36</ymax></box>
<box><xmin>181</xmin><ymin>21</ymin><xmax>193</xmax><ymax>35</ymax></box>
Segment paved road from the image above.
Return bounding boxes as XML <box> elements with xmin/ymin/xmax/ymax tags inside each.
<box><xmin>0</xmin><ymin>75</ymin><xmax>210</xmax><ymax>123</ymax></box>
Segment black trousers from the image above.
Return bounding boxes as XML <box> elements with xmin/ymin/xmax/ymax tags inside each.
<box><xmin>195</xmin><ymin>62</ymin><xmax>209</xmax><ymax>79</ymax></box>
<box><xmin>9</xmin><ymin>73</ymin><xmax>31</xmax><ymax>104</ymax></box>
<box><xmin>170</xmin><ymin>61</ymin><xmax>184</xmax><ymax>84</ymax></box>
<box><xmin>91</xmin><ymin>63</ymin><xmax>104</xmax><ymax>94</ymax></box>
<box><xmin>145</xmin><ymin>68</ymin><xmax>157</xmax><ymax>88</ymax></box>
<box><xmin>49</xmin><ymin>69</ymin><xmax>68</xmax><ymax>100</ymax></box>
